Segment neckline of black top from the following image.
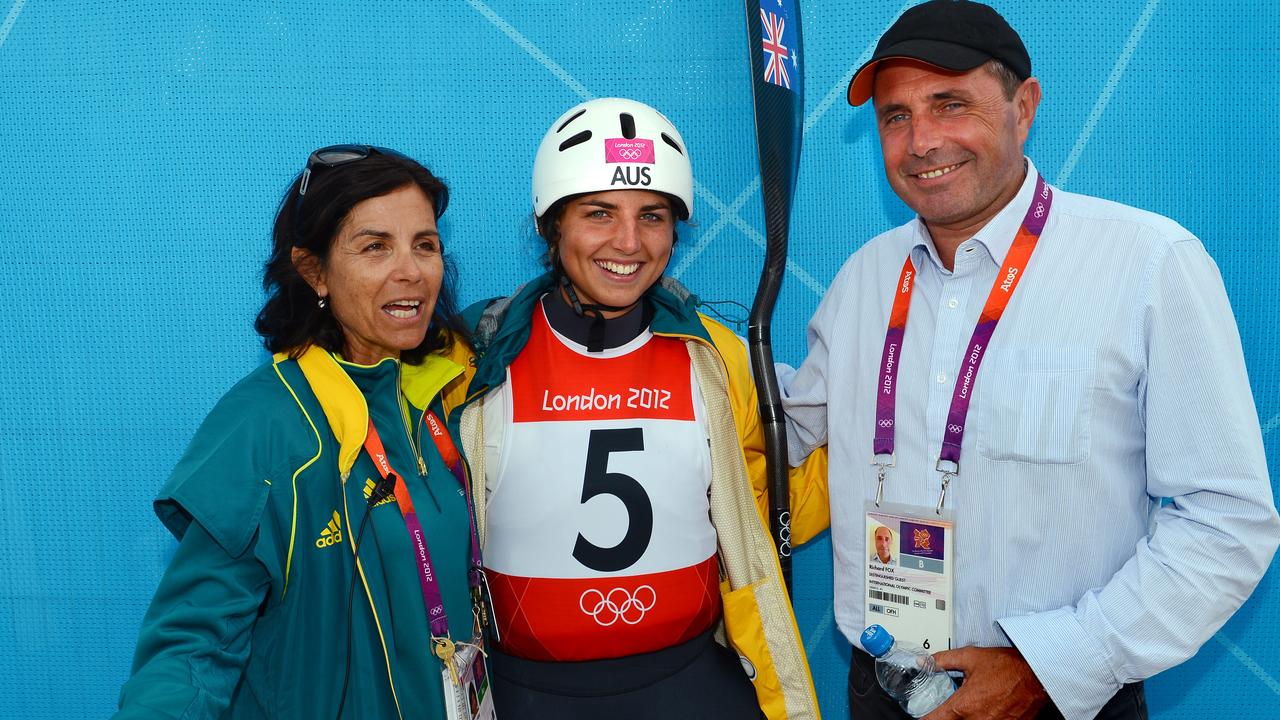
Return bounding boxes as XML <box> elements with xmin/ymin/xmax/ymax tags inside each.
<box><xmin>540</xmin><ymin>291</ymin><xmax>651</xmax><ymax>351</ymax></box>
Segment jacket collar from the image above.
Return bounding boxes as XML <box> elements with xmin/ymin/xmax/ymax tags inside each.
<box><xmin>277</xmin><ymin>345</ymin><xmax>463</xmax><ymax>478</ymax></box>
<box><xmin>467</xmin><ymin>273</ymin><xmax>708</xmax><ymax>396</ymax></box>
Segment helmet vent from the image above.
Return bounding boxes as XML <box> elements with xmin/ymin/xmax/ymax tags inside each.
<box><xmin>661</xmin><ymin>133</ymin><xmax>684</xmax><ymax>155</ymax></box>
<box><xmin>619</xmin><ymin>113</ymin><xmax>637</xmax><ymax>139</ymax></box>
<box><xmin>557</xmin><ymin>109</ymin><xmax>587</xmax><ymax>133</ymax></box>
<box><xmin>558</xmin><ymin>130</ymin><xmax>592</xmax><ymax>152</ymax></box>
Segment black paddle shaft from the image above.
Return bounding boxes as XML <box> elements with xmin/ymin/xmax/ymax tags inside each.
<box><xmin>743</xmin><ymin>0</ymin><xmax>803</xmax><ymax>590</ymax></box>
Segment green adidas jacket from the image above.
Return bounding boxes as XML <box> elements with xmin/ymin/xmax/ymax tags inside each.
<box><xmin>114</xmin><ymin>347</ymin><xmax>474</xmax><ymax>720</ymax></box>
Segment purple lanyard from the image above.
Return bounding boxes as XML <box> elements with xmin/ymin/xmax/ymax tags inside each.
<box><xmin>872</xmin><ymin>175</ymin><xmax>1053</xmax><ymax>510</ymax></box>
<box><xmin>364</xmin><ymin>413</ymin><xmax>482</xmax><ymax>641</ymax></box>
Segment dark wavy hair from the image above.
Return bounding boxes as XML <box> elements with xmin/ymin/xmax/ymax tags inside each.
<box><xmin>255</xmin><ymin>149</ymin><xmax>470</xmax><ymax>364</ymax></box>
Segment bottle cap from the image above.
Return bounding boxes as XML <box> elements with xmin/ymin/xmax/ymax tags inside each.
<box><xmin>860</xmin><ymin>624</ymin><xmax>894</xmax><ymax>657</ymax></box>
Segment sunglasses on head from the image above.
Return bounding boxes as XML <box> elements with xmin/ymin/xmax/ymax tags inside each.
<box><xmin>295</xmin><ymin>144</ymin><xmax>447</xmax><ymax>218</ymax></box>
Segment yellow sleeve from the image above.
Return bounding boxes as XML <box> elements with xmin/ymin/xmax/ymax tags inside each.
<box><xmin>787</xmin><ymin>445</ymin><xmax>829</xmax><ymax>546</ymax></box>
<box><xmin>701</xmin><ymin>317</ymin><xmax>830</xmax><ymax>546</ymax></box>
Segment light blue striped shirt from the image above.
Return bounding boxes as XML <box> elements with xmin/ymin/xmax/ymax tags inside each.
<box><xmin>780</xmin><ymin>160</ymin><xmax>1279</xmax><ymax>719</ymax></box>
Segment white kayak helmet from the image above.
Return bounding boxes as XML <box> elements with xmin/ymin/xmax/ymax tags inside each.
<box><xmin>532</xmin><ymin>97</ymin><xmax>694</xmax><ymax>226</ymax></box>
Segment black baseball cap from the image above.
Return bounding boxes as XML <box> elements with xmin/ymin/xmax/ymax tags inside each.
<box><xmin>847</xmin><ymin>0</ymin><xmax>1031</xmax><ymax>106</ymax></box>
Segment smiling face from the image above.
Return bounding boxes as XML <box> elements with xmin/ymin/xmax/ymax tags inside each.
<box><xmin>294</xmin><ymin>184</ymin><xmax>443</xmax><ymax>365</ymax></box>
<box><xmin>874</xmin><ymin>526</ymin><xmax>893</xmax><ymax>562</ymax></box>
<box><xmin>553</xmin><ymin>189</ymin><xmax>675</xmax><ymax>317</ymax></box>
<box><xmin>872</xmin><ymin>60</ymin><xmax>1040</xmax><ymax>254</ymax></box>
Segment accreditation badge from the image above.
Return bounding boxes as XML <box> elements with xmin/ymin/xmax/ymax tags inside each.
<box><xmin>441</xmin><ymin>640</ymin><xmax>497</xmax><ymax>720</ymax></box>
<box><xmin>863</xmin><ymin>501</ymin><xmax>955</xmax><ymax>652</ymax></box>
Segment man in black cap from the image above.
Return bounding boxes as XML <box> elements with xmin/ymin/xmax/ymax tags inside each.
<box><xmin>779</xmin><ymin>2</ymin><xmax>1278</xmax><ymax>719</ymax></box>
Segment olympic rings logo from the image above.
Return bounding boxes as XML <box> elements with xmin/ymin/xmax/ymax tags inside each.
<box><xmin>1033</xmin><ymin>202</ymin><xmax>1045</xmax><ymax>218</ymax></box>
<box><xmin>579</xmin><ymin>585</ymin><xmax>657</xmax><ymax>626</ymax></box>
<box><xmin>778</xmin><ymin>511</ymin><xmax>792</xmax><ymax>556</ymax></box>
<box><xmin>947</xmin><ymin>423</ymin><xmax>963</xmax><ymax>434</ymax></box>
<box><xmin>878</xmin><ymin>419</ymin><xmax>894</xmax><ymax>428</ymax></box>
<box><xmin>617</xmin><ymin>148</ymin><xmax>643</xmax><ymax>160</ymax></box>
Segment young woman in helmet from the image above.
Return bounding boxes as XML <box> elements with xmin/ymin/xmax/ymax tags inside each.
<box><xmin>447</xmin><ymin>98</ymin><xmax>827</xmax><ymax>719</ymax></box>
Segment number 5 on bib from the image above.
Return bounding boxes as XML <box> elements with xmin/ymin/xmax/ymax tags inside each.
<box><xmin>573</xmin><ymin>428</ymin><xmax>653</xmax><ymax>572</ymax></box>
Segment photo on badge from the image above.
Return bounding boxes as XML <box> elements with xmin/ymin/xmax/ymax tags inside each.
<box><xmin>869</xmin><ymin>523</ymin><xmax>897</xmax><ymax>566</ymax></box>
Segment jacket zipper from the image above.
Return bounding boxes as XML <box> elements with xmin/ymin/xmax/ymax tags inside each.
<box><xmin>401</xmin><ymin>365</ymin><xmax>444</xmax><ymax>512</ymax></box>
<box><xmin>395</xmin><ymin>363</ymin><xmax>428</xmax><ymax>476</ymax></box>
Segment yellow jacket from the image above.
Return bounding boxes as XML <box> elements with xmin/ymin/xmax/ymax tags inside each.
<box><xmin>444</xmin><ymin>275</ymin><xmax>830</xmax><ymax>719</ymax></box>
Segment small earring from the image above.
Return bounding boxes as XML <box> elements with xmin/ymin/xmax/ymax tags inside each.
<box><xmin>317</xmin><ymin>296</ymin><xmax>327</xmax><ymax>309</ymax></box>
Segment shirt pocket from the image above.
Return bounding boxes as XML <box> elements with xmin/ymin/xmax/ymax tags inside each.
<box><xmin>976</xmin><ymin>347</ymin><xmax>1094</xmax><ymax>465</ymax></box>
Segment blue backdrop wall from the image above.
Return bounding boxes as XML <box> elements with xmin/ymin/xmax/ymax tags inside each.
<box><xmin>1</xmin><ymin>1</ymin><xmax>1276</xmax><ymax>717</ymax></box>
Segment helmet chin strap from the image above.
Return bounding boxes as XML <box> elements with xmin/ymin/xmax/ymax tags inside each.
<box><xmin>557</xmin><ymin>273</ymin><xmax>634</xmax><ymax>353</ymax></box>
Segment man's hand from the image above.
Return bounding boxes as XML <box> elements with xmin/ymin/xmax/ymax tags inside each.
<box><xmin>921</xmin><ymin>646</ymin><xmax>1050</xmax><ymax>720</ymax></box>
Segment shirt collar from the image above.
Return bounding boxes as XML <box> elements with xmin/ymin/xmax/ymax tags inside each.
<box><xmin>909</xmin><ymin>157</ymin><xmax>1042</xmax><ymax>271</ymax></box>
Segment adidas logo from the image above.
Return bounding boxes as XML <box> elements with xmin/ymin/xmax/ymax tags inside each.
<box><xmin>363</xmin><ymin>477</ymin><xmax>395</xmax><ymax>507</ymax></box>
<box><xmin>315</xmin><ymin>511</ymin><xmax>343</xmax><ymax>548</ymax></box>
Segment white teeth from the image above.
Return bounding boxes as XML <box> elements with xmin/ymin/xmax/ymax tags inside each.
<box><xmin>384</xmin><ymin>300</ymin><xmax>421</xmax><ymax>319</ymax></box>
<box><xmin>918</xmin><ymin>164</ymin><xmax>960</xmax><ymax>179</ymax></box>
<box><xmin>597</xmin><ymin>260</ymin><xmax>640</xmax><ymax>276</ymax></box>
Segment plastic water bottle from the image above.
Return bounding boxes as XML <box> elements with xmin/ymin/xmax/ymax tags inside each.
<box><xmin>859</xmin><ymin>624</ymin><xmax>955</xmax><ymax>718</ymax></box>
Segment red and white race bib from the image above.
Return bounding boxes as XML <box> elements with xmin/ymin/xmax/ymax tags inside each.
<box><xmin>483</xmin><ymin>308</ymin><xmax>719</xmax><ymax>661</ymax></box>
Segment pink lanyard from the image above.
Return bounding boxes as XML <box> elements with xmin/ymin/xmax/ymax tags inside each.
<box><xmin>872</xmin><ymin>174</ymin><xmax>1053</xmax><ymax>511</ymax></box>
<box><xmin>363</xmin><ymin>411</ymin><xmax>483</xmax><ymax>643</ymax></box>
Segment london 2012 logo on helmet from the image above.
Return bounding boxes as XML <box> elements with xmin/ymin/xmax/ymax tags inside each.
<box><xmin>604</xmin><ymin>138</ymin><xmax>655</xmax><ymax>164</ymax></box>
<box><xmin>579</xmin><ymin>585</ymin><xmax>657</xmax><ymax>626</ymax></box>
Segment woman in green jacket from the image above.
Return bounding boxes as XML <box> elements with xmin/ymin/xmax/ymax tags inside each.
<box><xmin>115</xmin><ymin>146</ymin><xmax>490</xmax><ymax>720</ymax></box>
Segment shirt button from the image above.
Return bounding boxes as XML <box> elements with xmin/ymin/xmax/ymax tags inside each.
<box><xmin>936</xmin><ymin>373</ymin><xmax>947</xmax><ymax>384</ymax></box>
<box><xmin>947</xmin><ymin>298</ymin><xmax>958</xmax><ymax>309</ymax></box>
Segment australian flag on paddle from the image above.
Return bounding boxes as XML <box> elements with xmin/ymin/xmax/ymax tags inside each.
<box><xmin>760</xmin><ymin>0</ymin><xmax>798</xmax><ymax>91</ymax></box>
